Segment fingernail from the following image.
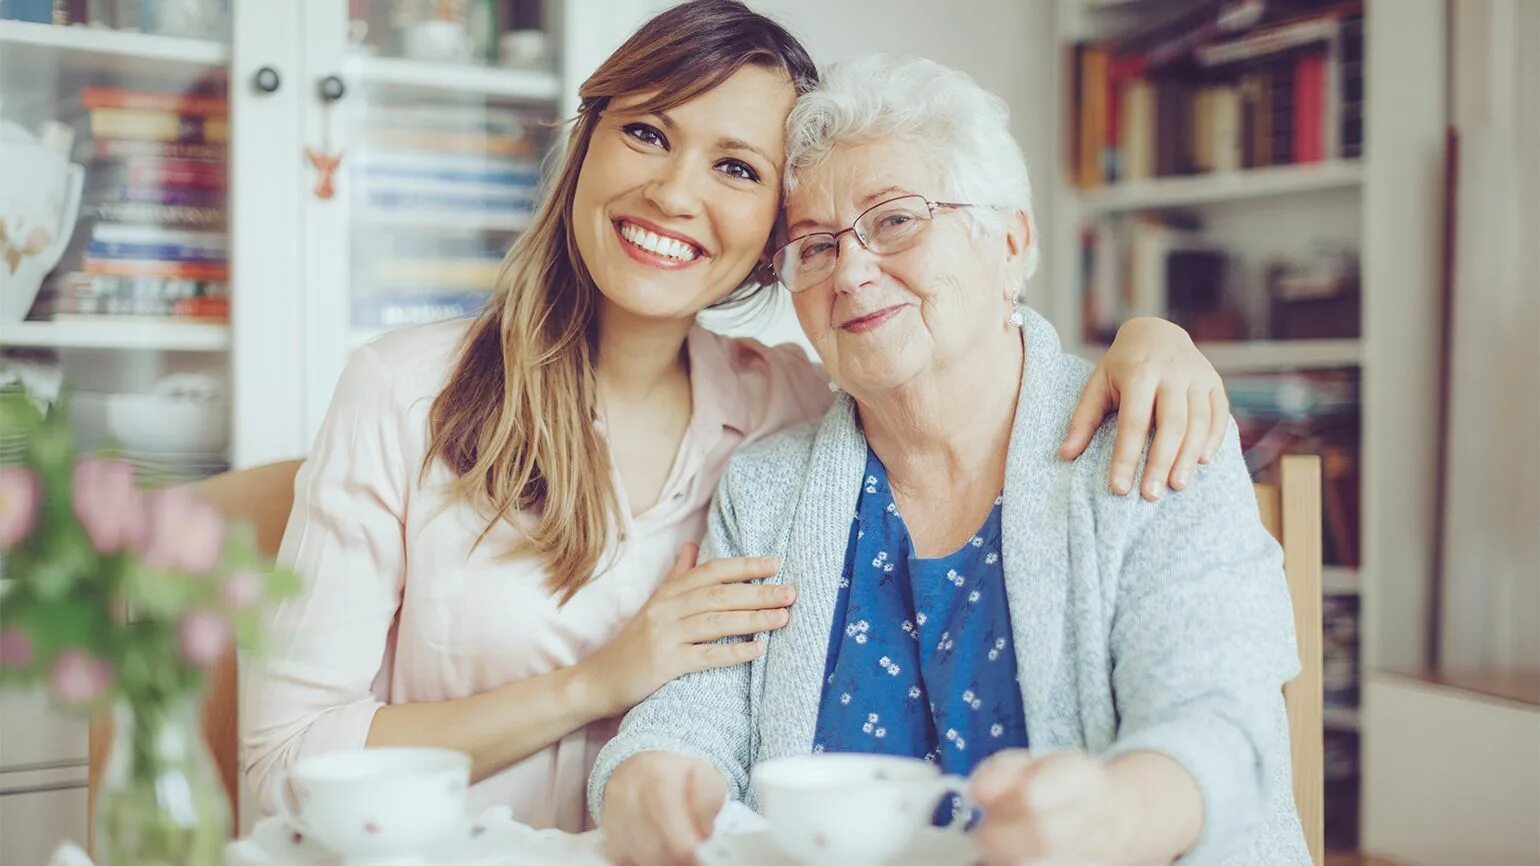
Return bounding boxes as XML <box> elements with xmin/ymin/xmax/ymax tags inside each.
<box><xmin>781</xmin><ymin>585</ymin><xmax>798</xmax><ymax>602</ymax></box>
<box><xmin>1144</xmin><ymin>481</ymin><xmax>1164</xmax><ymax>501</ymax></box>
<box><xmin>1173</xmin><ymin>467</ymin><xmax>1191</xmax><ymax>489</ymax></box>
<box><xmin>1112</xmin><ymin>475</ymin><xmax>1131</xmax><ymax>495</ymax></box>
<box><xmin>761</xmin><ymin>556</ymin><xmax>780</xmax><ymax>570</ymax></box>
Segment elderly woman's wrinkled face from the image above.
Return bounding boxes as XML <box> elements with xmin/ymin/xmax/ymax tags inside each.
<box><xmin>783</xmin><ymin>139</ymin><xmax>1014</xmax><ymax>396</ymax></box>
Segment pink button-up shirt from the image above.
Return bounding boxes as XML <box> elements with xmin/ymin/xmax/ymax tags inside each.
<box><xmin>242</xmin><ymin>318</ymin><xmax>832</xmax><ymax>831</ymax></box>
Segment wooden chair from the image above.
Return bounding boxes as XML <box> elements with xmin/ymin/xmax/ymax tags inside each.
<box><xmin>1254</xmin><ymin>455</ymin><xmax>1326</xmax><ymax>866</ymax></box>
<box><xmin>87</xmin><ymin>459</ymin><xmax>304</xmax><ymax>840</ymax></box>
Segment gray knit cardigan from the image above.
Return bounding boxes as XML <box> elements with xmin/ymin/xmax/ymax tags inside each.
<box><xmin>588</xmin><ymin>309</ymin><xmax>1310</xmax><ymax>864</ymax></box>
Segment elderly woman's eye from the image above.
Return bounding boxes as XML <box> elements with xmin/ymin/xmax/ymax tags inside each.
<box><xmin>877</xmin><ymin>213</ymin><xmax>915</xmax><ymax>229</ymax></box>
<box><xmin>799</xmin><ymin>239</ymin><xmax>836</xmax><ymax>262</ymax></box>
<box><xmin>622</xmin><ymin>123</ymin><xmax>667</xmax><ymax>148</ymax></box>
<box><xmin>717</xmin><ymin>159</ymin><xmax>761</xmax><ymax>182</ymax></box>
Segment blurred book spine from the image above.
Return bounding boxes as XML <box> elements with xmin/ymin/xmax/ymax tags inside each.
<box><xmin>1067</xmin><ymin>2</ymin><xmax>1364</xmax><ymax>188</ymax></box>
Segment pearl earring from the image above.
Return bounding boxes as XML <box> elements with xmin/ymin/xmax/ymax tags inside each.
<box><xmin>1008</xmin><ymin>308</ymin><xmax>1024</xmax><ymax>328</ymax></box>
<box><xmin>827</xmin><ymin>380</ymin><xmax>841</xmax><ymax>393</ymax></box>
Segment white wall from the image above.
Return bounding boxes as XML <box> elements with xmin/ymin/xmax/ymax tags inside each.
<box><xmin>1362</xmin><ymin>674</ymin><xmax>1540</xmax><ymax>864</ymax></box>
<box><xmin>1437</xmin><ymin>0</ymin><xmax>1540</xmax><ymax>674</ymax></box>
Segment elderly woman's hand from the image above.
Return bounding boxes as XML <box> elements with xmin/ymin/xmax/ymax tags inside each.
<box><xmin>1059</xmin><ymin>317</ymin><xmax>1229</xmax><ymax>501</ymax></box>
<box><xmin>969</xmin><ymin>749</ymin><xmax>1203</xmax><ymax>866</ymax></box>
<box><xmin>969</xmin><ymin>750</ymin><xmax>1123</xmax><ymax>866</ymax></box>
<box><xmin>602</xmin><ymin>752</ymin><xmax>727</xmax><ymax>866</ymax></box>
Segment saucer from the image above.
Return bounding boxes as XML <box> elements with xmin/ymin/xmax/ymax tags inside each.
<box><xmin>226</xmin><ymin>806</ymin><xmax>610</xmax><ymax>866</ymax></box>
<box><xmin>698</xmin><ymin>827</ymin><xmax>980</xmax><ymax>866</ymax></box>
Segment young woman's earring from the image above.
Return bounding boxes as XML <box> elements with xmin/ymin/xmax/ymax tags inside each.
<box><xmin>1008</xmin><ymin>308</ymin><xmax>1025</xmax><ymax>328</ymax></box>
<box><xmin>828</xmin><ymin>380</ymin><xmax>841</xmax><ymax>393</ymax></box>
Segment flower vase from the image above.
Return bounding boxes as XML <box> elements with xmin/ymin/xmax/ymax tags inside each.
<box><xmin>94</xmin><ymin>697</ymin><xmax>230</xmax><ymax>866</ymax></box>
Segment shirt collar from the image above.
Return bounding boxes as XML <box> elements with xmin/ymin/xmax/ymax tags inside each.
<box><xmin>685</xmin><ymin>324</ymin><xmax>755</xmax><ymax>438</ymax></box>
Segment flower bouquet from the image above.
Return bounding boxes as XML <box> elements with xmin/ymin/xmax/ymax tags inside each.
<box><xmin>0</xmin><ymin>383</ymin><xmax>299</xmax><ymax>865</ymax></box>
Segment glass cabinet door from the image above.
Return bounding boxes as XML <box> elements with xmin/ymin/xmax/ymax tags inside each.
<box><xmin>297</xmin><ymin>0</ymin><xmax>561</xmax><ymax>440</ymax></box>
<box><xmin>0</xmin><ymin>5</ymin><xmax>245</xmax><ymax>860</ymax></box>
<box><xmin>1</xmin><ymin>6</ymin><xmax>237</xmax><ymax>482</ymax></box>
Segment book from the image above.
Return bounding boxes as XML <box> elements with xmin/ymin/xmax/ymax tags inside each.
<box><xmin>80</xmin><ymin>87</ymin><xmax>229</xmax><ymax>118</ymax></box>
<box><xmin>87</xmin><ymin>241</ymin><xmax>227</xmax><ymax>263</ymax></box>
<box><xmin>92</xmin><ymin>139</ymin><xmax>228</xmax><ymax>162</ymax></box>
<box><xmin>82</xmin><ymin>258</ymin><xmax>230</xmax><ymax>281</ymax></box>
<box><xmin>86</xmin><ymin>202</ymin><xmax>226</xmax><ymax>228</ymax></box>
<box><xmin>91</xmin><ymin>224</ymin><xmax>226</xmax><ymax>247</ymax></box>
<box><xmin>88</xmin><ymin>109</ymin><xmax>230</xmax><ymax>144</ymax></box>
<box><xmin>116</xmin><ymin>185</ymin><xmax>226</xmax><ymax>207</ymax></box>
<box><xmin>126</xmin><ymin>160</ymin><xmax>227</xmax><ymax>188</ymax></box>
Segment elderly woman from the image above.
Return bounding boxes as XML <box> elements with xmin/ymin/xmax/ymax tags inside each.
<box><xmin>589</xmin><ymin>55</ymin><xmax>1309</xmax><ymax>866</ymax></box>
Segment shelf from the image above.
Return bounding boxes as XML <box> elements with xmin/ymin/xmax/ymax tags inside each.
<box><xmin>1074</xmin><ymin>161</ymin><xmax>1364</xmax><ymax>214</ymax></box>
<box><xmin>1196</xmin><ymin>340</ymin><xmax>1363</xmax><ymax>373</ymax></box>
<box><xmin>2</xmin><ymin>320</ymin><xmax>230</xmax><ymax>352</ymax></box>
<box><xmin>0</xmin><ymin>20</ymin><xmax>227</xmax><ymax>83</ymax></box>
<box><xmin>1323</xmin><ymin>566</ymin><xmax>1360</xmax><ymax>596</ymax></box>
<box><xmin>348</xmin><ymin>55</ymin><xmax>559</xmax><ymax>103</ymax></box>
<box><xmin>1322</xmin><ymin>707</ymin><xmax>1361</xmax><ymax>731</ymax></box>
<box><xmin>1076</xmin><ymin>339</ymin><xmax>1363</xmax><ymax>373</ymax></box>
<box><xmin>354</xmin><ymin>211</ymin><xmax>532</xmax><ymax>234</ymax></box>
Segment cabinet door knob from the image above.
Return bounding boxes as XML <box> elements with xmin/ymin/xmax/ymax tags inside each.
<box><xmin>253</xmin><ymin>65</ymin><xmax>282</xmax><ymax>94</ymax></box>
<box><xmin>318</xmin><ymin>75</ymin><xmax>347</xmax><ymax>103</ymax></box>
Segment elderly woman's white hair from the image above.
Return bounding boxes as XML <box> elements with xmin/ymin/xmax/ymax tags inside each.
<box><xmin>783</xmin><ymin>54</ymin><xmax>1040</xmax><ymax>286</ymax></box>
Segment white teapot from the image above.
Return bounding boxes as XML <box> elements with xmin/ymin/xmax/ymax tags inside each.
<box><xmin>0</xmin><ymin>118</ymin><xmax>84</xmax><ymax>323</ymax></box>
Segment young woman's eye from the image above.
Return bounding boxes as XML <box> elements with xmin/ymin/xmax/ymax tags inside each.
<box><xmin>623</xmin><ymin>123</ymin><xmax>666</xmax><ymax>148</ymax></box>
<box><xmin>716</xmin><ymin>159</ymin><xmax>760</xmax><ymax>182</ymax></box>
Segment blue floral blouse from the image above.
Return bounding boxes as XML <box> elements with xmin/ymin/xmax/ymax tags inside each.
<box><xmin>812</xmin><ymin>449</ymin><xmax>1030</xmax><ymax>779</ymax></box>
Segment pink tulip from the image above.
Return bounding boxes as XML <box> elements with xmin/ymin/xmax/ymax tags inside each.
<box><xmin>49</xmin><ymin>650</ymin><xmax>113</xmax><ymax>705</ymax></box>
<box><xmin>0</xmin><ymin>468</ymin><xmax>39</xmax><ymax>549</ymax></box>
<box><xmin>0</xmin><ymin>630</ymin><xmax>33</xmax><ymax>668</ymax></box>
<box><xmin>139</xmin><ymin>488</ymin><xmax>226</xmax><ymax>575</ymax></box>
<box><xmin>72</xmin><ymin>459</ymin><xmax>146</xmax><ymax>553</ymax></box>
<box><xmin>222</xmin><ymin>569</ymin><xmax>263</xmax><ymax>610</ymax></box>
<box><xmin>178</xmin><ymin>609</ymin><xmax>230</xmax><ymax>668</ymax></box>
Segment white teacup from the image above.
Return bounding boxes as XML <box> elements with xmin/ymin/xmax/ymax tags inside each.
<box><xmin>751</xmin><ymin>754</ymin><xmax>969</xmax><ymax>865</ymax></box>
<box><xmin>276</xmin><ymin>747</ymin><xmax>471</xmax><ymax>865</ymax></box>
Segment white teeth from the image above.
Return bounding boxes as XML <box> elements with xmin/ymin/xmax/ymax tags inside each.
<box><xmin>620</xmin><ymin>222</ymin><xmax>698</xmax><ymax>261</ymax></box>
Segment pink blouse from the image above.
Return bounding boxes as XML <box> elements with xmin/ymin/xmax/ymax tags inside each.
<box><xmin>242</xmin><ymin>318</ymin><xmax>832</xmax><ymax>831</ymax></box>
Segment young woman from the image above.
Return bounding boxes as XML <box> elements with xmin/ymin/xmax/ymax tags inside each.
<box><xmin>242</xmin><ymin>0</ymin><xmax>1231</xmax><ymax>832</ymax></box>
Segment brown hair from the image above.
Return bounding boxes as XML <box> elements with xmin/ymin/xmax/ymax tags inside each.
<box><xmin>424</xmin><ymin>1</ymin><xmax>818</xmax><ymax>603</ymax></box>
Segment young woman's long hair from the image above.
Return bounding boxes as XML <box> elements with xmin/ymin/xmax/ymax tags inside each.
<box><xmin>424</xmin><ymin>1</ymin><xmax>818</xmax><ymax>603</ymax></box>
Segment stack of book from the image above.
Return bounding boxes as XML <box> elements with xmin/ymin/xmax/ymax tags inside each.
<box><xmin>349</xmin><ymin>100</ymin><xmax>546</xmax><ymax>328</ymax></box>
<box><xmin>41</xmin><ymin>87</ymin><xmax>230</xmax><ymax>323</ymax></box>
<box><xmin>1322</xmin><ymin>591</ymin><xmax>1361</xmax><ymax>849</ymax></box>
<box><xmin>1227</xmin><ymin>368</ymin><xmax>1361</xmax><ymax>567</ymax></box>
<box><xmin>1068</xmin><ymin>0</ymin><xmax>1364</xmax><ymax>187</ymax></box>
<box><xmin>1079</xmin><ymin>213</ymin><xmax>1246</xmax><ymax>344</ymax></box>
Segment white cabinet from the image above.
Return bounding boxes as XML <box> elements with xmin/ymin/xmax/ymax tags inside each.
<box><xmin>1</xmin><ymin>0</ymin><xmax>595</xmax><ymax>466</ymax></box>
<box><xmin>0</xmin><ymin>773</ymin><xmax>90</xmax><ymax>866</ymax></box>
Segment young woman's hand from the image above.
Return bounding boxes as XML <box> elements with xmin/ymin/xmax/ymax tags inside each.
<box><xmin>579</xmin><ymin>543</ymin><xmax>792</xmax><ymax>719</ymax></box>
<box><xmin>1060</xmin><ymin>317</ymin><xmax>1230</xmax><ymax>501</ymax></box>
<box><xmin>602</xmin><ymin>751</ymin><xmax>727</xmax><ymax>866</ymax></box>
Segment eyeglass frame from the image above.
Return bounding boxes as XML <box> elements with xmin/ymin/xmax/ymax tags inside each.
<box><xmin>769</xmin><ymin>194</ymin><xmax>1010</xmax><ymax>292</ymax></box>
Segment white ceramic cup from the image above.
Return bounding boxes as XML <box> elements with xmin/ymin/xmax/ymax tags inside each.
<box><xmin>275</xmin><ymin>747</ymin><xmax>471</xmax><ymax>866</ymax></box>
<box><xmin>751</xmin><ymin>754</ymin><xmax>970</xmax><ymax>866</ymax></box>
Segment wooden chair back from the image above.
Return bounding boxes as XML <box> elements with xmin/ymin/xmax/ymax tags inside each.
<box><xmin>1254</xmin><ymin>454</ymin><xmax>1325</xmax><ymax>866</ymax></box>
<box><xmin>87</xmin><ymin>459</ymin><xmax>303</xmax><ymax>838</ymax></box>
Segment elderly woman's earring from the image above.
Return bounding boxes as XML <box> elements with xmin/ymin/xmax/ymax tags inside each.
<box><xmin>1008</xmin><ymin>308</ymin><xmax>1025</xmax><ymax>328</ymax></box>
<box><xmin>828</xmin><ymin>380</ymin><xmax>841</xmax><ymax>393</ymax></box>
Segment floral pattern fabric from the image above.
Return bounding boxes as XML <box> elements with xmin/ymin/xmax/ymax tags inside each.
<box><xmin>812</xmin><ymin>449</ymin><xmax>1029</xmax><ymax>779</ymax></box>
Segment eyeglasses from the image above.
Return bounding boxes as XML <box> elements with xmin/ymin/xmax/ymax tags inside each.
<box><xmin>771</xmin><ymin>194</ymin><xmax>1004</xmax><ymax>292</ymax></box>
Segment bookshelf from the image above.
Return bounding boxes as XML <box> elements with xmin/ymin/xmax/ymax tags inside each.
<box><xmin>348</xmin><ymin>55</ymin><xmax>560</xmax><ymax>102</ymax></box>
<box><xmin>4</xmin><ymin>320</ymin><xmax>229</xmax><ymax>352</ymax></box>
<box><xmin>1050</xmin><ymin>0</ymin><xmax>1448</xmax><ymax>854</ymax></box>
<box><xmin>0</xmin><ymin>19</ymin><xmax>227</xmax><ymax>72</ymax></box>
<box><xmin>1078</xmin><ymin>158</ymin><xmax>1363</xmax><ymax>213</ymax></box>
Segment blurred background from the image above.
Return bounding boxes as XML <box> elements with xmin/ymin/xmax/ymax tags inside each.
<box><xmin>0</xmin><ymin>0</ymin><xmax>1535</xmax><ymax>863</ymax></box>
